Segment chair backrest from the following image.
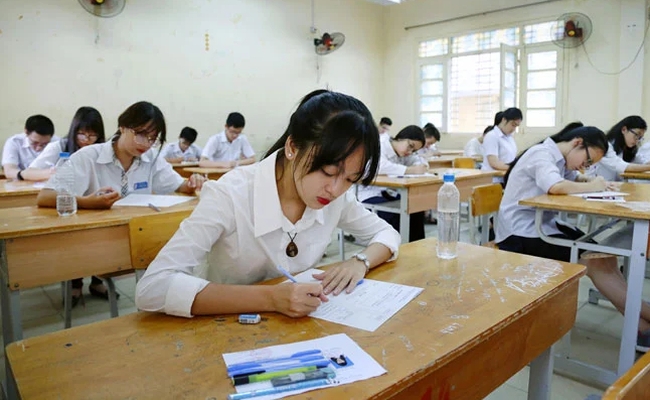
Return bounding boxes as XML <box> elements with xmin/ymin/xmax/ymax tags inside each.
<box><xmin>453</xmin><ymin>157</ymin><xmax>476</xmax><ymax>169</ymax></box>
<box><xmin>128</xmin><ymin>211</ymin><xmax>191</xmax><ymax>270</ymax></box>
<box><xmin>602</xmin><ymin>349</ymin><xmax>650</xmax><ymax>399</ymax></box>
<box><xmin>470</xmin><ymin>183</ymin><xmax>503</xmax><ymax>217</ymax></box>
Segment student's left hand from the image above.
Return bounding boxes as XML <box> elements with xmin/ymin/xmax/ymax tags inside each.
<box><xmin>187</xmin><ymin>173</ymin><xmax>206</xmax><ymax>192</ymax></box>
<box><xmin>606</xmin><ymin>181</ymin><xmax>621</xmax><ymax>191</ymax></box>
<box><xmin>312</xmin><ymin>260</ymin><xmax>366</xmax><ymax>296</ymax></box>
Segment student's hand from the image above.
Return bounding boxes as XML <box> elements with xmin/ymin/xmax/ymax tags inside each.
<box><xmin>589</xmin><ymin>176</ymin><xmax>607</xmax><ymax>192</ymax></box>
<box><xmin>82</xmin><ymin>187</ymin><xmax>120</xmax><ymax>209</ymax></box>
<box><xmin>407</xmin><ymin>164</ymin><xmax>428</xmax><ymax>175</ymax></box>
<box><xmin>606</xmin><ymin>181</ymin><xmax>621</xmax><ymax>191</ymax></box>
<box><xmin>186</xmin><ymin>157</ymin><xmax>198</xmax><ymax>162</ymax></box>
<box><xmin>313</xmin><ymin>260</ymin><xmax>366</xmax><ymax>296</ymax></box>
<box><xmin>271</xmin><ymin>283</ymin><xmax>328</xmax><ymax>317</ymax></box>
<box><xmin>188</xmin><ymin>173</ymin><xmax>206</xmax><ymax>192</ymax></box>
<box><xmin>167</xmin><ymin>157</ymin><xmax>183</xmax><ymax>163</ymax></box>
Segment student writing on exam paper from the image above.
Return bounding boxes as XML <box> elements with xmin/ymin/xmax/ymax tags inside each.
<box><xmin>2</xmin><ymin>114</ymin><xmax>58</xmax><ymax>181</ymax></box>
<box><xmin>22</xmin><ymin>107</ymin><xmax>106</xmax><ymax>182</ymax></box>
<box><xmin>37</xmin><ymin>101</ymin><xmax>205</xmax><ymax>210</ymax></box>
<box><xmin>199</xmin><ymin>112</ymin><xmax>256</xmax><ymax>168</ymax></box>
<box><xmin>135</xmin><ymin>90</ymin><xmax>400</xmax><ymax>318</ymax></box>
<box><xmin>357</xmin><ymin>125</ymin><xmax>427</xmax><ymax>242</ymax></box>
<box><xmin>161</xmin><ymin>126</ymin><xmax>202</xmax><ymax>163</ymax></box>
<box><xmin>585</xmin><ymin>116</ymin><xmax>650</xmax><ymax>181</ymax></box>
<box><xmin>416</xmin><ymin>123</ymin><xmax>441</xmax><ymax>158</ymax></box>
<box><xmin>481</xmin><ymin>108</ymin><xmax>522</xmax><ymax>182</ymax></box>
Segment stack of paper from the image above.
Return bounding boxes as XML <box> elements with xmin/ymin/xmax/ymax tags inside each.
<box><xmin>113</xmin><ymin>194</ymin><xmax>194</xmax><ymax>208</ymax></box>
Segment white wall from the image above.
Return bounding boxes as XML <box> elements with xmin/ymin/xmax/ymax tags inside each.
<box><xmin>382</xmin><ymin>0</ymin><xmax>649</xmax><ymax>151</ymax></box>
<box><xmin>0</xmin><ymin>0</ymin><xmax>385</xmax><ymax>156</ymax></box>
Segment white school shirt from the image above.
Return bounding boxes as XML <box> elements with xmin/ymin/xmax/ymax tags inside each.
<box><xmin>481</xmin><ymin>126</ymin><xmax>517</xmax><ymax>171</ymax></box>
<box><xmin>28</xmin><ymin>140</ymin><xmax>66</xmax><ymax>169</ymax></box>
<box><xmin>635</xmin><ymin>142</ymin><xmax>650</xmax><ymax>164</ymax></box>
<box><xmin>43</xmin><ymin>141</ymin><xmax>185</xmax><ymax>196</ymax></box>
<box><xmin>161</xmin><ymin>142</ymin><xmax>202</xmax><ymax>160</ymax></box>
<box><xmin>496</xmin><ymin>138</ymin><xmax>578</xmax><ymax>242</ymax></box>
<box><xmin>2</xmin><ymin>133</ymin><xmax>59</xmax><ymax>170</ymax></box>
<box><xmin>135</xmin><ymin>151</ymin><xmax>401</xmax><ymax>317</ymax></box>
<box><xmin>586</xmin><ymin>142</ymin><xmax>634</xmax><ymax>182</ymax></box>
<box><xmin>200</xmin><ymin>131</ymin><xmax>255</xmax><ymax>162</ymax></box>
<box><xmin>357</xmin><ymin>135</ymin><xmax>426</xmax><ymax>202</ymax></box>
<box><xmin>464</xmin><ymin>137</ymin><xmax>483</xmax><ymax>158</ymax></box>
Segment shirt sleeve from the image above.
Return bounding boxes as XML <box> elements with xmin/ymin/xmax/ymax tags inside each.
<box><xmin>28</xmin><ymin>141</ymin><xmax>61</xmax><ymax>169</ymax></box>
<box><xmin>524</xmin><ymin>152</ymin><xmax>565</xmax><ymax>193</ymax></box>
<box><xmin>201</xmin><ymin>135</ymin><xmax>218</xmax><ymax>160</ymax></box>
<box><xmin>1</xmin><ymin>137</ymin><xmax>20</xmax><ymax>167</ymax></box>
<box><xmin>135</xmin><ymin>181</ymin><xmax>235</xmax><ymax>317</ymax></box>
<box><xmin>160</xmin><ymin>144</ymin><xmax>173</xmax><ymax>159</ymax></box>
<box><xmin>482</xmin><ymin>132</ymin><xmax>499</xmax><ymax>157</ymax></box>
<box><xmin>337</xmin><ymin>190</ymin><xmax>401</xmax><ymax>260</ymax></box>
<box><xmin>598</xmin><ymin>146</ymin><xmax>629</xmax><ymax>175</ymax></box>
<box><xmin>239</xmin><ymin>136</ymin><xmax>256</xmax><ymax>158</ymax></box>
<box><xmin>151</xmin><ymin>154</ymin><xmax>186</xmax><ymax>194</ymax></box>
<box><xmin>378</xmin><ymin>149</ymin><xmax>407</xmax><ymax>175</ymax></box>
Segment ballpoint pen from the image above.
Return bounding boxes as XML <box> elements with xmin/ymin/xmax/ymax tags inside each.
<box><xmin>148</xmin><ymin>203</ymin><xmax>161</xmax><ymax>212</ymax></box>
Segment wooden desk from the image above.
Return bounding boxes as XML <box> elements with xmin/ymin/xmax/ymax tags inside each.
<box><xmin>621</xmin><ymin>171</ymin><xmax>650</xmax><ymax>181</ymax></box>
<box><xmin>6</xmin><ymin>239</ymin><xmax>585</xmax><ymax>400</ymax></box>
<box><xmin>183</xmin><ymin>166</ymin><xmax>231</xmax><ymax>180</ymax></box>
<box><xmin>438</xmin><ymin>149</ymin><xmax>465</xmax><ymax>157</ymax></box>
<box><xmin>0</xmin><ymin>180</ymin><xmax>41</xmax><ymax>209</ymax></box>
<box><xmin>427</xmin><ymin>155</ymin><xmax>456</xmax><ymax>168</ymax></box>
<box><xmin>520</xmin><ymin>183</ymin><xmax>650</xmax><ymax>386</ymax></box>
<box><xmin>169</xmin><ymin>162</ymin><xmax>199</xmax><ymax>178</ymax></box>
<box><xmin>371</xmin><ymin>169</ymin><xmax>497</xmax><ymax>243</ymax></box>
<box><xmin>602</xmin><ymin>349</ymin><xmax>650</xmax><ymax>399</ymax></box>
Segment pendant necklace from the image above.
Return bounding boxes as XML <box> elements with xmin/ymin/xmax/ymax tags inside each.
<box><xmin>286</xmin><ymin>232</ymin><xmax>298</xmax><ymax>257</ymax></box>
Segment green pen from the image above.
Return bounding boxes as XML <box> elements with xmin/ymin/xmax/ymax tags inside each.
<box><xmin>232</xmin><ymin>366</ymin><xmax>320</xmax><ymax>386</ymax></box>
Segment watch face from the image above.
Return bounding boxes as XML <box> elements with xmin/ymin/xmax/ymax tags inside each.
<box><xmin>356</xmin><ymin>253</ymin><xmax>367</xmax><ymax>261</ymax></box>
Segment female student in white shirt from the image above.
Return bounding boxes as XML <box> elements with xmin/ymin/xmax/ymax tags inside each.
<box><xmin>588</xmin><ymin>116</ymin><xmax>650</xmax><ymax>181</ymax></box>
<box><xmin>22</xmin><ymin>107</ymin><xmax>106</xmax><ymax>182</ymax></box>
<box><xmin>135</xmin><ymin>90</ymin><xmax>401</xmax><ymax>318</ymax></box>
<box><xmin>37</xmin><ymin>102</ymin><xmax>205</xmax><ymax>303</ymax></box>
<box><xmin>496</xmin><ymin>123</ymin><xmax>650</xmax><ymax>344</ymax></box>
<box><xmin>357</xmin><ymin>125</ymin><xmax>428</xmax><ymax>242</ymax></box>
<box><xmin>481</xmin><ymin>108</ymin><xmax>523</xmax><ymax>178</ymax></box>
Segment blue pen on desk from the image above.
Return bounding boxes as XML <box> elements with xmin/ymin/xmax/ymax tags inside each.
<box><xmin>227</xmin><ymin>378</ymin><xmax>332</xmax><ymax>400</ymax></box>
<box><xmin>228</xmin><ymin>358</ymin><xmax>331</xmax><ymax>377</ymax></box>
<box><xmin>228</xmin><ymin>349</ymin><xmax>323</xmax><ymax>374</ymax></box>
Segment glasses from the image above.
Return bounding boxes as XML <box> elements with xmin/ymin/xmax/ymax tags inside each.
<box><xmin>583</xmin><ymin>146</ymin><xmax>593</xmax><ymax>168</ymax></box>
<box><xmin>76</xmin><ymin>132</ymin><xmax>98</xmax><ymax>142</ymax></box>
<box><xmin>628</xmin><ymin>129</ymin><xmax>645</xmax><ymax>143</ymax></box>
<box><xmin>128</xmin><ymin>128</ymin><xmax>160</xmax><ymax>147</ymax></box>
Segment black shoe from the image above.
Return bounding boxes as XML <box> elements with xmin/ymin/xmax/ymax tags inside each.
<box><xmin>62</xmin><ymin>292</ymin><xmax>84</xmax><ymax>309</ymax></box>
<box><xmin>344</xmin><ymin>234</ymin><xmax>355</xmax><ymax>242</ymax></box>
<box><xmin>89</xmin><ymin>285</ymin><xmax>120</xmax><ymax>301</ymax></box>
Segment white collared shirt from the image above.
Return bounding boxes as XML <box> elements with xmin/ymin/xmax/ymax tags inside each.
<box><xmin>481</xmin><ymin>126</ymin><xmax>517</xmax><ymax>172</ymax></box>
<box><xmin>135</xmin><ymin>151</ymin><xmax>401</xmax><ymax>318</ymax></box>
<box><xmin>201</xmin><ymin>131</ymin><xmax>255</xmax><ymax>162</ymax></box>
<box><xmin>43</xmin><ymin>141</ymin><xmax>185</xmax><ymax>196</ymax></box>
<box><xmin>28</xmin><ymin>140</ymin><xmax>65</xmax><ymax>169</ymax></box>
<box><xmin>464</xmin><ymin>137</ymin><xmax>483</xmax><ymax>158</ymax></box>
<box><xmin>161</xmin><ymin>142</ymin><xmax>202</xmax><ymax>160</ymax></box>
<box><xmin>585</xmin><ymin>142</ymin><xmax>630</xmax><ymax>182</ymax></box>
<box><xmin>496</xmin><ymin>138</ymin><xmax>578</xmax><ymax>242</ymax></box>
<box><xmin>357</xmin><ymin>135</ymin><xmax>426</xmax><ymax>202</ymax></box>
<box><xmin>2</xmin><ymin>133</ymin><xmax>59</xmax><ymax>170</ymax></box>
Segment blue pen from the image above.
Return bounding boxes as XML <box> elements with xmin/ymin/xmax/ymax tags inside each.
<box><xmin>228</xmin><ymin>349</ymin><xmax>320</xmax><ymax>370</ymax></box>
<box><xmin>227</xmin><ymin>354</ymin><xmax>325</xmax><ymax>374</ymax></box>
<box><xmin>227</xmin><ymin>378</ymin><xmax>332</xmax><ymax>400</ymax></box>
<box><xmin>276</xmin><ymin>264</ymin><xmax>298</xmax><ymax>283</ymax></box>
<box><xmin>229</xmin><ymin>359</ymin><xmax>331</xmax><ymax>378</ymax></box>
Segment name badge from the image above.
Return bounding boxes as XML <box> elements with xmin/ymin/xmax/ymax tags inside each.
<box><xmin>134</xmin><ymin>181</ymin><xmax>148</xmax><ymax>190</ymax></box>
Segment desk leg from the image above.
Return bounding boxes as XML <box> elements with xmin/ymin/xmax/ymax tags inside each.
<box><xmin>398</xmin><ymin>188</ymin><xmax>409</xmax><ymax>244</ymax></box>
<box><xmin>528</xmin><ymin>345</ymin><xmax>554</xmax><ymax>400</ymax></box>
<box><xmin>0</xmin><ymin>240</ymin><xmax>21</xmax><ymax>400</ymax></box>
<box><xmin>618</xmin><ymin>219</ymin><xmax>648</xmax><ymax>375</ymax></box>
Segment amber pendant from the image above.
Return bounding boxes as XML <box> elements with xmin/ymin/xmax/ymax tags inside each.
<box><xmin>286</xmin><ymin>241</ymin><xmax>298</xmax><ymax>257</ymax></box>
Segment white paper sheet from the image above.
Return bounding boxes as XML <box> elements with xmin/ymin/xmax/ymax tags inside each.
<box><xmin>387</xmin><ymin>172</ymin><xmax>438</xmax><ymax>178</ymax></box>
<box><xmin>112</xmin><ymin>194</ymin><xmax>194</xmax><ymax>208</ymax></box>
<box><xmin>570</xmin><ymin>191</ymin><xmax>629</xmax><ymax>198</ymax></box>
<box><xmin>291</xmin><ymin>268</ymin><xmax>423</xmax><ymax>332</ymax></box>
<box><xmin>223</xmin><ymin>333</ymin><xmax>386</xmax><ymax>400</ymax></box>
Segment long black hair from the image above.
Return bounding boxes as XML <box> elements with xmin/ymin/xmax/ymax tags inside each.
<box><xmin>63</xmin><ymin>107</ymin><xmax>105</xmax><ymax>153</ymax></box>
<box><xmin>114</xmin><ymin>101</ymin><xmax>167</xmax><ymax>148</ymax></box>
<box><xmin>264</xmin><ymin>90</ymin><xmax>380</xmax><ymax>186</ymax></box>
<box><xmin>504</xmin><ymin>122</ymin><xmax>608</xmax><ymax>186</ymax></box>
<box><xmin>393</xmin><ymin>125</ymin><xmax>426</xmax><ymax>147</ymax></box>
<box><xmin>606</xmin><ymin>116</ymin><xmax>647</xmax><ymax>162</ymax></box>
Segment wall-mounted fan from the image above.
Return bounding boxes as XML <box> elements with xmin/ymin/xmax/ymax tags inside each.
<box><xmin>78</xmin><ymin>0</ymin><xmax>126</xmax><ymax>18</ymax></box>
<box><xmin>551</xmin><ymin>12</ymin><xmax>593</xmax><ymax>49</ymax></box>
<box><xmin>314</xmin><ymin>32</ymin><xmax>346</xmax><ymax>55</ymax></box>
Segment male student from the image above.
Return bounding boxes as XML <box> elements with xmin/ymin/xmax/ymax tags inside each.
<box><xmin>2</xmin><ymin>114</ymin><xmax>58</xmax><ymax>180</ymax></box>
<box><xmin>199</xmin><ymin>112</ymin><xmax>255</xmax><ymax>168</ymax></box>
<box><xmin>378</xmin><ymin>117</ymin><xmax>392</xmax><ymax>135</ymax></box>
<box><xmin>162</xmin><ymin>126</ymin><xmax>202</xmax><ymax>163</ymax></box>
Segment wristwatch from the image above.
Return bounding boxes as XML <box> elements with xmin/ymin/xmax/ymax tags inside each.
<box><xmin>353</xmin><ymin>253</ymin><xmax>370</xmax><ymax>275</ymax></box>
<box><xmin>16</xmin><ymin>170</ymin><xmax>24</xmax><ymax>181</ymax></box>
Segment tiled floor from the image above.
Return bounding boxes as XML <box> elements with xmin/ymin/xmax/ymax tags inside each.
<box><xmin>2</xmin><ymin>218</ymin><xmax>647</xmax><ymax>399</ymax></box>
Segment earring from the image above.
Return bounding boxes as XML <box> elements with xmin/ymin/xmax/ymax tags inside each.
<box><xmin>288</xmin><ymin>153</ymin><xmax>292</xmax><ymax>158</ymax></box>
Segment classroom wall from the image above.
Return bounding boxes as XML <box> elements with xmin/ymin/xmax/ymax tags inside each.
<box><xmin>382</xmin><ymin>0</ymin><xmax>649</xmax><ymax>151</ymax></box>
<box><xmin>0</xmin><ymin>0</ymin><xmax>385</xmax><ymax>156</ymax></box>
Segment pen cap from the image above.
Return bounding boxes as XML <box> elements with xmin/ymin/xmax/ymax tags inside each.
<box><xmin>443</xmin><ymin>172</ymin><xmax>455</xmax><ymax>183</ymax></box>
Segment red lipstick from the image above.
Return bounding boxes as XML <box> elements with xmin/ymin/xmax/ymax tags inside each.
<box><xmin>317</xmin><ymin>197</ymin><xmax>330</xmax><ymax>206</ymax></box>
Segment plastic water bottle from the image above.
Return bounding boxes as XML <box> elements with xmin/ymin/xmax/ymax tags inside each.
<box><xmin>437</xmin><ymin>172</ymin><xmax>460</xmax><ymax>259</ymax></box>
<box><xmin>54</xmin><ymin>152</ymin><xmax>77</xmax><ymax>217</ymax></box>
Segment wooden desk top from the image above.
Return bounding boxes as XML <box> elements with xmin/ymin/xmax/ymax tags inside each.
<box><xmin>621</xmin><ymin>171</ymin><xmax>650</xmax><ymax>180</ymax></box>
<box><xmin>602</xmin><ymin>348</ymin><xmax>650</xmax><ymax>399</ymax></box>
<box><xmin>438</xmin><ymin>150</ymin><xmax>465</xmax><ymax>156</ymax></box>
<box><xmin>6</xmin><ymin>239</ymin><xmax>585</xmax><ymax>399</ymax></box>
<box><xmin>0</xmin><ymin>180</ymin><xmax>42</xmax><ymax>197</ymax></box>
<box><xmin>183</xmin><ymin>167</ymin><xmax>232</xmax><ymax>174</ymax></box>
<box><xmin>0</xmin><ymin>200</ymin><xmax>198</xmax><ymax>240</ymax></box>
<box><xmin>169</xmin><ymin>161</ymin><xmax>199</xmax><ymax>168</ymax></box>
<box><xmin>519</xmin><ymin>183</ymin><xmax>650</xmax><ymax>220</ymax></box>
<box><xmin>373</xmin><ymin>168</ymin><xmax>498</xmax><ymax>189</ymax></box>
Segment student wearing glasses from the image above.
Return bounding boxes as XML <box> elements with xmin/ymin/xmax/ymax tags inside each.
<box><xmin>357</xmin><ymin>125</ymin><xmax>428</xmax><ymax>242</ymax></box>
<box><xmin>37</xmin><ymin>101</ymin><xmax>205</xmax><ymax>210</ymax></box>
<box><xmin>587</xmin><ymin>116</ymin><xmax>650</xmax><ymax>181</ymax></box>
<box><xmin>22</xmin><ymin>107</ymin><xmax>106</xmax><ymax>182</ymax></box>
<box><xmin>135</xmin><ymin>90</ymin><xmax>399</xmax><ymax>318</ymax></box>
<box><xmin>2</xmin><ymin>114</ymin><xmax>58</xmax><ymax>181</ymax></box>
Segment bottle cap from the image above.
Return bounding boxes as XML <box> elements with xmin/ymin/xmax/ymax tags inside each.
<box><xmin>443</xmin><ymin>172</ymin><xmax>455</xmax><ymax>183</ymax></box>
<box><xmin>59</xmin><ymin>152</ymin><xmax>70</xmax><ymax>158</ymax></box>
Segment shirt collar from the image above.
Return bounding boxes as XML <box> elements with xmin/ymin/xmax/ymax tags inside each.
<box><xmin>96</xmin><ymin>140</ymin><xmax>150</xmax><ymax>166</ymax></box>
<box><xmin>253</xmin><ymin>151</ymin><xmax>324</xmax><ymax>237</ymax></box>
<box><xmin>542</xmin><ymin>137</ymin><xmax>564</xmax><ymax>164</ymax></box>
<box><xmin>217</xmin><ymin>130</ymin><xmax>229</xmax><ymax>143</ymax></box>
<box><xmin>494</xmin><ymin>126</ymin><xmax>508</xmax><ymax>138</ymax></box>
<box><xmin>21</xmin><ymin>135</ymin><xmax>30</xmax><ymax>149</ymax></box>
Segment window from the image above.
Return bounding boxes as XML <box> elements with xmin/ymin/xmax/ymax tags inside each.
<box><xmin>417</xmin><ymin>21</ymin><xmax>562</xmax><ymax>133</ymax></box>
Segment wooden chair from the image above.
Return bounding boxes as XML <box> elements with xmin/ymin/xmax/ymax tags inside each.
<box><xmin>469</xmin><ymin>183</ymin><xmax>503</xmax><ymax>246</ymax></box>
<box><xmin>602</xmin><ymin>349</ymin><xmax>650</xmax><ymax>399</ymax></box>
<box><xmin>453</xmin><ymin>157</ymin><xmax>476</xmax><ymax>169</ymax></box>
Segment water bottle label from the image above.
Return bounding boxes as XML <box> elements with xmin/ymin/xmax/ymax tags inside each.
<box><xmin>134</xmin><ymin>181</ymin><xmax>148</xmax><ymax>190</ymax></box>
